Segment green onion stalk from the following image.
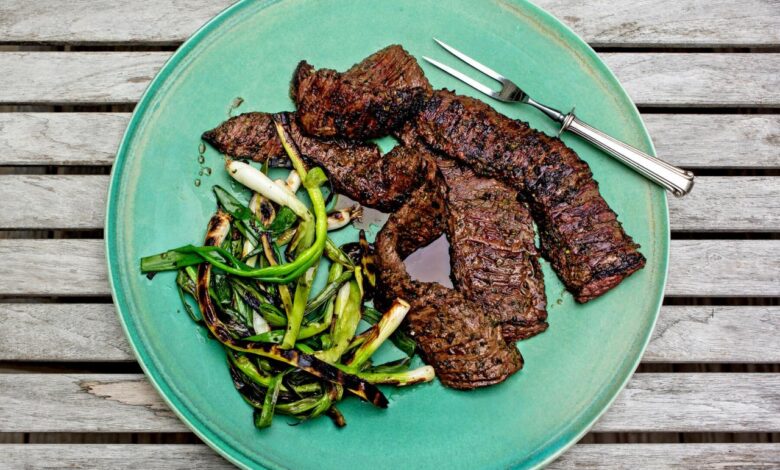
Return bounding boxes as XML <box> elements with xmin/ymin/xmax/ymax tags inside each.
<box><xmin>253</xmin><ymin>372</ymin><xmax>283</xmax><ymax>428</ymax></box>
<box><xmin>281</xmin><ymin>264</ymin><xmax>317</xmax><ymax>349</ymax></box>
<box><xmin>195</xmin><ymin>211</ymin><xmax>387</xmax><ymax>407</ymax></box>
<box><xmin>346</xmin><ymin>299</ymin><xmax>410</xmax><ymax>371</ymax></box>
<box><xmin>357</xmin><ymin>366</ymin><xmax>435</xmax><ymax>387</ymax></box>
<box><xmin>141</xmin><ymin>163</ymin><xmax>329</xmax><ymax>284</ymax></box>
<box><xmin>316</xmin><ymin>273</ymin><xmax>363</xmax><ymax>364</ymax></box>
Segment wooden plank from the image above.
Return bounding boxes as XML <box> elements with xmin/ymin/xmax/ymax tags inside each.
<box><xmin>1</xmin><ymin>0</ymin><xmax>778</xmax><ymax>47</ymax></box>
<box><xmin>0</xmin><ymin>304</ymin><xmax>131</xmax><ymax>362</ymax></box>
<box><xmin>2</xmin><ymin>113</ymin><xmax>778</xmax><ymax>169</ymax></box>
<box><xmin>549</xmin><ymin>443</ymin><xmax>780</xmax><ymax>469</ymax></box>
<box><xmin>1</xmin><ymin>239</ymin><xmax>778</xmax><ymax>297</ymax></box>
<box><xmin>2</xmin><ymin>443</ymin><xmax>779</xmax><ymax>469</ymax></box>
<box><xmin>0</xmin><ymin>240</ymin><xmax>108</xmax><ymax>296</ymax></box>
<box><xmin>594</xmin><ymin>374</ymin><xmax>780</xmax><ymax>432</ymax></box>
<box><xmin>0</xmin><ymin>445</ymin><xmax>232</xmax><ymax>469</ymax></box>
<box><xmin>0</xmin><ymin>176</ymin><xmax>108</xmax><ymax>230</ymax></box>
<box><xmin>600</xmin><ymin>53</ymin><xmax>780</xmax><ymax>108</ymax></box>
<box><xmin>666</xmin><ymin>240</ymin><xmax>780</xmax><ymax>297</ymax></box>
<box><xmin>3</xmin><ymin>304</ymin><xmax>777</xmax><ymax>363</ymax></box>
<box><xmin>0</xmin><ymin>373</ymin><xmax>776</xmax><ymax>432</ymax></box>
<box><xmin>0</xmin><ymin>0</ymin><xmax>236</xmax><ymax>45</ymax></box>
<box><xmin>667</xmin><ymin>177</ymin><xmax>780</xmax><ymax>232</ymax></box>
<box><xmin>643</xmin><ymin>114</ymin><xmax>780</xmax><ymax>170</ymax></box>
<box><xmin>0</xmin><ymin>52</ymin><xmax>777</xmax><ymax>107</ymax></box>
<box><xmin>533</xmin><ymin>0</ymin><xmax>780</xmax><ymax>48</ymax></box>
<box><xmin>643</xmin><ymin>306</ymin><xmax>780</xmax><ymax>363</ymax></box>
<box><xmin>0</xmin><ymin>113</ymin><xmax>128</xmax><ymax>166</ymax></box>
<box><xmin>1</xmin><ymin>175</ymin><xmax>777</xmax><ymax>232</ymax></box>
<box><xmin>0</xmin><ymin>52</ymin><xmax>168</xmax><ymax>105</ymax></box>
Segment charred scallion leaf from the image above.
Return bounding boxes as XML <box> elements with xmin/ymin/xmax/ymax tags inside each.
<box><xmin>346</xmin><ymin>299</ymin><xmax>410</xmax><ymax>370</ymax></box>
<box><xmin>305</xmin><ymin>271</ymin><xmax>353</xmax><ymax>315</ymax></box>
<box><xmin>316</xmin><ymin>275</ymin><xmax>362</xmax><ymax>364</ymax></box>
<box><xmin>254</xmin><ymin>372</ymin><xmax>283</xmax><ymax>429</ymax></box>
<box><xmin>214</xmin><ymin>185</ymin><xmax>253</xmax><ymax>220</ymax></box>
<box><xmin>269</xmin><ymin>207</ymin><xmax>297</xmax><ymax>235</ymax></box>
<box><xmin>140</xmin><ymin>250</ymin><xmax>203</xmax><ymax>272</ymax></box>
<box><xmin>324</xmin><ymin>238</ymin><xmax>355</xmax><ymax>269</ymax></box>
<box><xmin>362</xmin><ymin>306</ymin><xmax>417</xmax><ymax>357</ymax></box>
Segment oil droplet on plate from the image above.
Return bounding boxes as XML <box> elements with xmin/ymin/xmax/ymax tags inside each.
<box><xmin>194</xmin><ymin>178</ymin><xmax>201</xmax><ymax>187</ymax></box>
<box><xmin>197</xmin><ymin>155</ymin><xmax>205</xmax><ymax>164</ymax></box>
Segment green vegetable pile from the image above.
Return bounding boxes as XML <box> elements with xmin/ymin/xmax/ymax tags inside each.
<box><xmin>140</xmin><ymin>116</ymin><xmax>433</xmax><ymax>429</ymax></box>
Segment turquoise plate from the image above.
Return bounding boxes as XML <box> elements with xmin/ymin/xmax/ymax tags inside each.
<box><xmin>106</xmin><ymin>0</ymin><xmax>668</xmax><ymax>468</ymax></box>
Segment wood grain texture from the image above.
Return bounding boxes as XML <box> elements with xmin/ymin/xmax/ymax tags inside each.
<box><xmin>2</xmin><ymin>239</ymin><xmax>778</xmax><ymax>297</ymax></box>
<box><xmin>0</xmin><ymin>52</ymin><xmax>167</xmax><ymax>105</ymax></box>
<box><xmin>0</xmin><ymin>374</ymin><xmax>185</xmax><ymax>432</ymax></box>
<box><xmin>600</xmin><ymin>53</ymin><xmax>780</xmax><ymax>108</ymax></box>
<box><xmin>666</xmin><ymin>240</ymin><xmax>780</xmax><ymax>297</ymax></box>
<box><xmin>0</xmin><ymin>0</ymin><xmax>235</xmax><ymax>45</ymax></box>
<box><xmin>1</xmin><ymin>52</ymin><xmax>778</xmax><ymax>106</ymax></box>
<box><xmin>0</xmin><ymin>373</ymin><xmax>776</xmax><ymax>432</ymax></box>
<box><xmin>0</xmin><ymin>304</ymin><xmax>131</xmax><ymax>361</ymax></box>
<box><xmin>2</xmin><ymin>443</ymin><xmax>779</xmax><ymax>469</ymax></box>
<box><xmin>643</xmin><ymin>114</ymin><xmax>780</xmax><ymax>169</ymax></box>
<box><xmin>2</xmin><ymin>304</ymin><xmax>776</xmax><ymax>363</ymax></box>
<box><xmin>548</xmin><ymin>443</ymin><xmax>780</xmax><ymax>469</ymax></box>
<box><xmin>0</xmin><ymin>176</ymin><xmax>108</xmax><ymax>229</ymax></box>
<box><xmin>667</xmin><ymin>177</ymin><xmax>780</xmax><ymax>232</ymax></box>
<box><xmin>0</xmin><ymin>113</ymin><xmax>128</xmax><ymax>166</ymax></box>
<box><xmin>0</xmin><ymin>444</ymin><xmax>232</xmax><ymax>469</ymax></box>
<box><xmin>643</xmin><ymin>306</ymin><xmax>780</xmax><ymax>363</ymax></box>
<box><xmin>0</xmin><ymin>240</ymin><xmax>107</xmax><ymax>296</ymax></box>
<box><xmin>1</xmin><ymin>176</ymin><xmax>776</xmax><ymax>231</ymax></box>
<box><xmin>532</xmin><ymin>0</ymin><xmax>780</xmax><ymax>48</ymax></box>
<box><xmin>1</xmin><ymin>0</ymin><xmax>778</xmax><ymax>47</ymax></box>
<box><xmin>2</xmin><ymin>113</ymin><xmax>778</xmax><ymax>168</ymax></box>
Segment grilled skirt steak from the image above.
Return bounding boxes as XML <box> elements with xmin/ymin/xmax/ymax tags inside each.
<box><xmin>436</xmin><ymin>158</ymin><xmax>548</xmax><ymax>341</ymax></box>
<box><xmin>202</xmin><ymin>112</ymin><xmax>425</xmax><ymax>212</ymax></box>
<box><xmin>395</xmin><ymin>124</ymin><xmax>548</xmax><ymax>340</ymax></box>
<box><xmin>375</xmin><ymin>159</ymin><xmax>524</xmax><ymax>389</ymax></box>
<box><xmin>291</xmin><ymin>45</ymin><xmax>431</xmax><ymax>139</ymax></box>
<box><xmin>411</xmin><ymin>90</ymin><xmax>646</xmax><ymax>303</ymax></box>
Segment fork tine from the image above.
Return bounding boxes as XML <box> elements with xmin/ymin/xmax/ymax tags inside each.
<box><xmin>422</xmin><ymin>56</ymin><xmax>499</xmax><ymax>98</ymax></box>
<box><xmin>433</xmin><ymin>38</ymin><xmax>506</xmax><ymax>83</ymax></box>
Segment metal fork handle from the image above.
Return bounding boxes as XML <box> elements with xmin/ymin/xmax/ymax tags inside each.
<box><xmin>561</xmin><ymin>113</ymin><xmax>695</xmax><ymax>197</ymax></box>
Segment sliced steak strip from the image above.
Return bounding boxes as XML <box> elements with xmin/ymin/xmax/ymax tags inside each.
<box><xmin>202</xmin><ymin>112</ymin><xmax>424</xmax><ymax>212</ymax></box>
<box><xmin>396</xmin><ymin>124</ymin><xmax>548</xmax><ymax>340</ymax></box>
<box><xmin>375</xmin><ymin>159</ymin><xmax>523</xmax><ymax>390</ymax></box>
<box><xmin>436</xmin><ymin>157</ymin><xmax>548</xmax><ymax>341</ymax></box>
<box><xmin>291</xmin><ymin>45</ymin><xmax>431</xmax><ymax>139</ymax></box>
<box><xmin>411</xmin><ymin>90</ymin><xmax>645</xmax><ymax>303</ymax></box>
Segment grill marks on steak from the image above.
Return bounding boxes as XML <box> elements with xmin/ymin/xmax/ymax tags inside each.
<box><xmin>291</xmin><ymin>45</ymin><xmax>431</xmax><ymax>139</ymax></box>
<box><xmin>411</xmin><ymin>90</ymin><xmax>646</xmax><ymax>302</ymax></box>
<box><xmin>374</xmin><ymin>161</ymin><xmax>523</xmax><ymax>389</ymax></box>
<box><xmin>396</xmin><ymin>123</ymin><xmax>548</xmax><ymax>340</ymax></box>
<box><xmin>202</xmin><ymin>112</ymin><xmax>424</xmax><ymax>212</ymax></box>
<box><xmin>436</xmin><ymin>158</ymin><xmax>548</xmax><ymax>341</ymax></box>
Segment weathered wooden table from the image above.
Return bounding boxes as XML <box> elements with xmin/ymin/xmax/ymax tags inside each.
<box><xmin>0</xmin><ymin>1</ymin><xmax>778</xmax><ymax>468</ymax></box>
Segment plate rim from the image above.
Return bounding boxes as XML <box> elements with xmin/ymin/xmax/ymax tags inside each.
<box><xmin>105</xmin><ymin>1</ymin><xmax>670</xmax><ymax>468</ymax></box>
